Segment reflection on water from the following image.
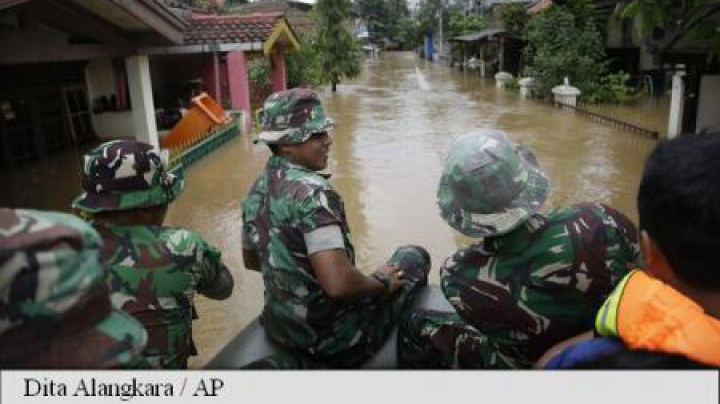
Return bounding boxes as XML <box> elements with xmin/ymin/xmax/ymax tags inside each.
<box><xmin>0</xmin><ymin>52</ymin><xmax>661</xmax><ymax>368</ymax></box>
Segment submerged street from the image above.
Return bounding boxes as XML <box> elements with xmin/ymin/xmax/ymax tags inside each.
<box><xmin>171</xmin><ymin>52</ymin><xmax>661</xmax><ymax>366</ymax></box>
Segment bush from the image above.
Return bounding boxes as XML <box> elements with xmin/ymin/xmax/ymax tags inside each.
<box><xmin>584</xmin><ymin>71</ymin><xmax>641</xmax><ymax>104</ymax></box>
<box><xmin>523</xmin><ymin>0</ymin><xmax>607</xmax><ymax>101</ymax></box>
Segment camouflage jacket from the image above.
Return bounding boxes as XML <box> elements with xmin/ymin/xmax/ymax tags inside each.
<box><xmin>441</xmin><ymin>203</ymin><xmax>640</xmax><ymax>362</ymax></box>
<box><xmin>242</xmin><ymin>155</ymin><xmax>359</xmax><ymax>354</ymax></box>
<box><xmin>96</xmin><ymin>223</ymin><xmax>231</xmax><ymax>368</ymax></box>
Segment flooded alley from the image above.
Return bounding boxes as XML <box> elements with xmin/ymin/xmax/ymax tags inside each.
<box><xmin>169</xmin><ymin>51</ymin><xmax>659</xmax><ymax>366</ymax></box>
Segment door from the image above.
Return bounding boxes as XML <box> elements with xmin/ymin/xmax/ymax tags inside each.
<box><xmin>63</xmin><ymin>85</ymin><xmax>94</xmax><ymax>144</ymax></box>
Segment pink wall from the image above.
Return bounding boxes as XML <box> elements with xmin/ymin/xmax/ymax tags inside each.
<box><xmin>227</xmin><ymin>50</ymin><xmax>251</xmax><ymax>132</ymax></box>
<box><xmin>271</xmin><ymin>51</ymin><xmax>286</xmax><ymax>93</ymax></box>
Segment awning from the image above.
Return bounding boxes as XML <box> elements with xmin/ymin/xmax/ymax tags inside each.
<box><xmin>450</xmin><ymin>29</ymin><xmax>508</xmax><ymax>43</ymax></box>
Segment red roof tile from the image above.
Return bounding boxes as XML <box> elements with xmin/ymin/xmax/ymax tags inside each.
<box><xmin>184</xmin><ymin>12</ymin><xmax>284</xmax><ymax>45</ymax></box>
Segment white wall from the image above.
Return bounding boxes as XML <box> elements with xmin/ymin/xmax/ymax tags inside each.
<box><xmin>85</xmin><ymin>58</ymin><xmax>135</xmax><ymax>139</ymax></box>
<box><xmin>696</xmin><ymin>75</ymin><xmax>720</xmax><ymax>133</ymax></box>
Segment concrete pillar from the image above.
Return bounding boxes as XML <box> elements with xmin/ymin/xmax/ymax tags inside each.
<box><xmin>479</xmin><ymin>47</ymin><xmax>486</xmax><ymax>78</ymax></box>
<box><xmin>271</xmin><ymin>51</ymin><xmax>287</xmax><ymax>93</ymax></box>
<box><xmin>212</xmin><ymin>51</ymin><xmax>222</xmax><ymax>102</ymax></box>
<box><xmin>125</xmin><ymin>55</ymin><xmax>158</xmax><ymax>148</ymax></box>
<box><xmin>227</xmin><ymin>50</ymin><xmax>252</xmax><ymax>133</ymax></box>
<box><xmin>668</xmin><ymin>73</ymin><xmax>685</xmax><ymax>139</ymax></box>
<box><xmin>495</xmin><ymin>72</ymin><xmax>513</xmax><ymax>88</ymax></box>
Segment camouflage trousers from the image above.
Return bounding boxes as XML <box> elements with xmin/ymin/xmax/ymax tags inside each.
<box><xmin>251</xmin><ymin>245</ymin><xmax>431</xmax><ymax>369</ymax></box>
<box><xmin>397</xmin><ymin>309</ymin><xmax>532</xmax><ymax>369</ymax></box>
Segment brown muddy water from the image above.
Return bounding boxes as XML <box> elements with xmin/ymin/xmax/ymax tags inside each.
<box><xmin>0</xmin><ymin>52</ymin><xmax>662</xmax><ymax>367</ymax></box>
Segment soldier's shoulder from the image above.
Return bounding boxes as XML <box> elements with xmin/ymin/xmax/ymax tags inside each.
<box><xmin>442</xmin><ymin>245</ymin><xmax>490</xmax><ymax>271</ymax></box>
<box><xmin>554</xmin><ymin>203</ymin><xmax>635</xmax><ymax>228</ymax></box>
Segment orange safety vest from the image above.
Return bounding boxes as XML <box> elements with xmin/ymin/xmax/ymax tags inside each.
<box><xmin>595</xmin><ymin>270</ymin><xmax>720</xmax><ymax>366</ymax></box>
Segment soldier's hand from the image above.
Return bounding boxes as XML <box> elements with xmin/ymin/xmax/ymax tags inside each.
<box><xmin>373</xmin><ymin>263</ymin><xmax>408</xmax><ymax>296</ymax></box>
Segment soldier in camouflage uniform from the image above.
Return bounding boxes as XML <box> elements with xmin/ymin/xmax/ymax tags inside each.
<box><xmin>0</xmin><ymin>208</ymin><xmax>148</xmax><ymax>368</ymax></box>
<box><xmin>73</xmin><ymin>140</ymin><xmax>234</xmax><ymax>369</ymax></box>
<box><xmin>398</xmin><ymin>129</ymin><xmax>640</xmax><ymax>368</ymax></box>
<box><xmin>242</xmin><ymin>88</ymin><xmax>430</xmax><ymax>368</ymax></box>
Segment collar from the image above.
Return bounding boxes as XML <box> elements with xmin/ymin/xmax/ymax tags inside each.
<box><xmin>483</xmin><ymin>214</ymin><xmax>548</xmax><ymax>254</ymax></box>
<box><xmin>268</xmin><ymin>155</ymin><xmax>332</xmax><ymax>179</ymax></box>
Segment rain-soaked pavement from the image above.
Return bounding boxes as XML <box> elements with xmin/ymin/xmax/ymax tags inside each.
<box><xmin>0</xmin><ymin>51</ymin><xmax>665</xmax><ymax>367</ymax></box>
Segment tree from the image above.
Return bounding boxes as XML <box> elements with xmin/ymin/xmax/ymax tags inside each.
<box><xmin>447</xmin><ymin>12</ymin><xmax>486</xmax><ymax>39</ymax></box>
<box><xmin>617</xmin><ymin>0</ymin><xmax>720</xmax><ymax>60</ymax></box>
<box><xmin>356</xmin><ymin>0</ymin><xmax>390</xmax><ymax>41</ymax></box>
<box><xmin>286</xmin><ymin>33</ymin><xmax>322</xmax><ymax>88</ymax></box>
<box><xmin>524</xmin><ymin>0</ymin><xmax>608</xmax><ymax>98</ymax></box>
<box><xmin>315</xmin><ymin>0</ymin><xmax>362</xmax><ymax>92</ymax></box>
<box><xmin>416</xmin><ymin>0</ymin><xmax>444</xmax><ymax>38</ymax></box>
<box><xmin>496</xmin><ymin>3</ymin><xmax>530</xmax><ymax>37</ymax></box>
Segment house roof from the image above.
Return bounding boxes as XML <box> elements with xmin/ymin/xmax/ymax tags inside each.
<box><xmin>183</xmin><ymin>12</ymin><xmax>300</xmax><ymax>54</ymax></box>
<box><xmin>184</xmin><ymin>12</ymin><xmax>282</xmax><ymax>45</ymax></box>
<box><xmin>451</xmin><ymin>29</ymin><xmax>508</xmax><ymax>42</ymax></box>
<box><xmin>527</xmin><ymin>0</ymin><xmax>554</xmax><ymax>14</ymax></box>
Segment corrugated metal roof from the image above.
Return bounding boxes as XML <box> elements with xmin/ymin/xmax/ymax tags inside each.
<box><xmin>451</xmin><ymin>28</ymin><xmax>508</xmax><ymax>42</ymax></box>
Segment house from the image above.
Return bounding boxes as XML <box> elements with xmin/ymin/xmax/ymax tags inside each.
<box><xmin>0</xmin><ymin>0</ymin><xmax>300</xmax><ymax>170</ymax></box>
<box><xmin>527</xmin><ymin>0</ymin><xmax>720</xmax><ymax>135</ymax></box>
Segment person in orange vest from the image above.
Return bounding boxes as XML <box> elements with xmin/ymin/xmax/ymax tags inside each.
<box><xmin>540</xmin><ymin>133</ymin><xmax>720</xmax><ymax>369</ymax></box>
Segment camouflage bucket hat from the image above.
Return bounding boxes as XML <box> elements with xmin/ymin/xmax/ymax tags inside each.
<box><xmin>73</xmin><ymin>140</ymin><xmax>184</xmax><ymax>213</ymax></box>
<box><xmin>437</xmin><ymin>130</ymin><xmax>550</xmax><ymax>238</ymax></box>
<box><xmin>0</xmin><ymin>208</ymin><xmax>147</xmax><ymax>368</ymax></box>
<box><xmin>256</xmin><ymin>88</ymin><xmax>334</xmax><ymax>145</ymax></box>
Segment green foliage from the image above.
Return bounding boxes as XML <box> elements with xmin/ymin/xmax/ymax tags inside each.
<box><xmin>392</xmin><ymin>15</ymin><xmax>418</xmax><ymax>49</ymax></box>
<box><xmin>447</xmin><ymin>12</ymin><xmax>486</xmax><ymax>39</ymax></box>
<box><xmin>286</xmin><ymin>33</ymin><xmax>322</xmax><ymax>88</ymax></box>
<box><xmin>416</xmin><ymin>0</ymin><xmax>444</xmax><ymax>37</ymax></box>
<box><xmin>583</xmin><ymin>71</ymin><xmax>641</xmax><ymax>104</ymax></box>
<box><xmin>248</xmin><ymin>57</ymin><xmax>271</xmax><ymax>87</ymax></box>
<box><xmin>315</xmin><ymin>0</ymin><xmax>362</xmax><ymax>91</ymax></box>
<box><xmin>356</xmin><ymin>0</ymin><xmax>415</xmax><ymax>49</ymax></box>
<box><xmin>503</xmin><ymin>78</ymin><xmax>520</xmax><ymax>93</ymax></box>
<box><xmin>496</xmin><ymin>3</ymin><xmax>530</xmax><ymax>37</ymax></box>
<box><xmin>523</xmin><ymin>0</ymin><xmax>608</xmax><ymax>100</ymax></box>
<box><xmin>617</xmin><ymin>0</ymin><xmax>719</xmax><ymax>63</ymax></box>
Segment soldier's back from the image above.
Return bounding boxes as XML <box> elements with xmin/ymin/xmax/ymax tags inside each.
<box><xmin>441</xmin><ymin>203</ymin><xmax>639</xmax><ymax>360</ymax></box>
<box><xmin>96</xmin><ymin>223</ymin><xmax>222</xmax><ymax>368</ymax></box>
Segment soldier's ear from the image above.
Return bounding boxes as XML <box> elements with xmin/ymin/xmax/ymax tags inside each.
<box><xmin>641</xmin><ymin>231</ymin><xmax>674</xmax><ymax>284</ymax></box>
<box><xmin>640</xmin><ymin>231</ymin><xmax>655</xmax><ymax>267</ymax></box>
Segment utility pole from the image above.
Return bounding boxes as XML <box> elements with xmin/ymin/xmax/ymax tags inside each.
<box><xmin>437</xmin><ymin>0</ymin><xmax>445</xmax><ymax>59</ymax></box>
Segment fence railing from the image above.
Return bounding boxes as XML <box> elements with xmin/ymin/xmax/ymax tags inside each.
<box><xmin>539</xmin><ymin>98</ymin><xmax>661</xmax><ymax>140</ymax></box>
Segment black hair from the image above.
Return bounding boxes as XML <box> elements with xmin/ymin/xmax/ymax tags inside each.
<box><xmin>572</xmin><ymin>347</ymin><xmax>712</xmax><ymax>370</ymax></box>
<box><xmin>638</xmin><ymin>132</ymin><xmax>720</xmax><ymax>290</ymax></box>
<box><xmin>268</xmin><ymin>144</ymin><xmax>281</xmax><ymax>155</ymax></box>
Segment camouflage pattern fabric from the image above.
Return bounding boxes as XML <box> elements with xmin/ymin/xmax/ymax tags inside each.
<box><xmin>96</xmin><ymin>222</ymin><xmax>231</xmax><ymax>369</ymax></box>
<box><xmin>437</xmin><ymin>130</ymin><xmax>549</xmax><ymax>238</ymax></box>
<box><xmin>0</xmin><ymin>208</ymin><xmax>148</xmax><ymax>368</ymax></box>
<box><xmin>73</xmin><ymin>140</ymin><xmax>184</xmax><ymax>213</ymax></box>
<box><xmin>241</xmin><ymin>351</ymin><xmax>322</xmax><ymax>370</ymax></box>
<box><xmin>242</xmin><ymin>155</ymin><xmax>430</xmax><ymax>368</ymax></box>
<box><xmin>256</xmin><ymin>88</ymin><xmax>334</xmax><ymax>145</ymax></box>
<box><xmin>398</xmin><ymin>204</ymin><xmax>640</xmax><ymax>369</ymax></box>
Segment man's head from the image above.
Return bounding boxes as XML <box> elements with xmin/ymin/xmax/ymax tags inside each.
<box><xmin>638</xmin><ymin>133</ymin><xmax>720</xmax><ymax>291</ymax></box>
<box><xmin>73</xmin><ymin>140</ymin><xmax>183</xmax><ymax>217</ymax></box>
<box><xmin>276</xmin><ymin>131</ymin><xmax>333</xmax><ymax>171</ymax></box>
<box><xmin>437</xmin><ymin>129</ymin><xmax>550</xmax><ymax>238</ymax></box>
<box><xmin>0</xmin><ymin>208</ymin><xmax>146</xmax><ymax>367</ymax></box>
<box><xmin>255</xmin><ymin>88</ymin><xmax>334</xmax><ymax>170</ymax></box>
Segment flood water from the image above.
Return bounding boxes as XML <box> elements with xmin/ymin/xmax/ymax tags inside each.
<box><xmin>0</xmin><ymin>52</ymin><xmax>662</xmax><ymax>368</ymax></box>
